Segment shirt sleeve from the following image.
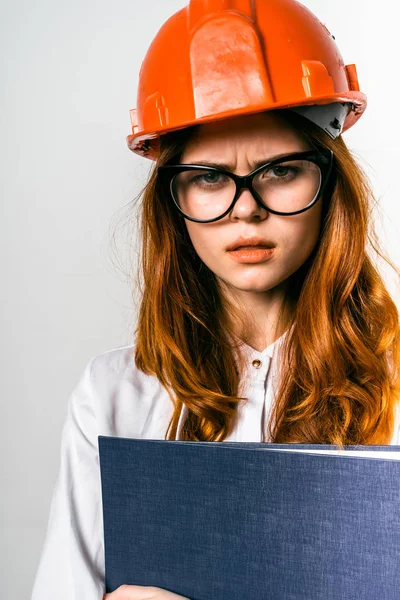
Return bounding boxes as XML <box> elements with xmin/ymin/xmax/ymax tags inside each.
<box><xmin>31</xmin><ymin>356</ymin><xmax>105</xmax><ymax>600</ymax></box>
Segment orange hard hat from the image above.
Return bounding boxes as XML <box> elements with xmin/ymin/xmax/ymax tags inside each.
<box><xmin>127</xmin><ymin>0</ymin><xmax>367</xmax><ymax>161</ymax></box>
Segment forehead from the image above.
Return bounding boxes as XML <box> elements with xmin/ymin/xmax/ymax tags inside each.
<box><xmin>181</xmin><ymin>111</ymin><xmax>310</xmax><ymax>161</ymax></box>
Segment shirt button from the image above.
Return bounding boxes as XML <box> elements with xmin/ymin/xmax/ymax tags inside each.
<box><xmin>252</xmin><ymin>359</ymin><xmax>262</xmax><ymax>369</ymax></box>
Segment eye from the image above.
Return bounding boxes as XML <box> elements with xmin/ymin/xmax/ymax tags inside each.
<box><xmin>273</xmin><ymin>166</ymin><xmax>290</xmax><ymax>176</ymax></box>
<box><xmin>268</xmin><ymin>166</ymin><xmax>297</xmax><ymax>178</ymax></box>
<box><xmin>194</xmin><ymin>172</ymin><xmax>219</xmax><ymax>183</ymax></box>
<box><xmin>255</xmin><ymin>162</ymin><xmax>303</xmax><ymax>185</ymax></box>
<box><xmin>188</xmin><ymin>171</ymin><xmax>230</xmax><ymax>187</ymax></box>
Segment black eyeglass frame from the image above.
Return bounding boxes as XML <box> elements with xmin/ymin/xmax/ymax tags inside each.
<box><xmin>157</xmin><ymin>149</ymin><xmax>334</xmax><ymax>223</ymax></box>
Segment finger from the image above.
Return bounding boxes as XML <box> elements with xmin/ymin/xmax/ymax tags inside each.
<box><xmin>103</xmin><ymin>585</ymin><xmax>190</xmax><ymax>599</ymax></box>
<box><xmin>104</xmin><ymin>584</ymin><xmax>155</xmax><ymax>599</ymax></box>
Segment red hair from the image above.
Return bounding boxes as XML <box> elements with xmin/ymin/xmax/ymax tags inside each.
<box><xmin>114</xmin><ymin>109</ymin><xmax>400</xmax><ymax>449</ymax></box>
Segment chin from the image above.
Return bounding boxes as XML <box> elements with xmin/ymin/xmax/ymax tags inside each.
<box><xmin>224</xmin><ymin>274</ymin><xmax>284</xmax><ymax>293</ymax></box>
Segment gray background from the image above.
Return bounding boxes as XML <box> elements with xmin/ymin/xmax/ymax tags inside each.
<box><xmin>1</xmin><ymin>1</ymin><xmax>399</xmax><ymax>597</ymax></box>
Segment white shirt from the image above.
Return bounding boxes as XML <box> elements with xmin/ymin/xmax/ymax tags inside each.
<box><xmin>30</xmin><ymin>329</ymin><xmax>400</xmax><ymax>599</ymax></box>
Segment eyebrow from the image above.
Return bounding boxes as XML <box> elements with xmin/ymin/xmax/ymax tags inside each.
<box><xmin>181</xmin><ymin>151</ymin><xmax>308</xmax><ymax>171</ymax></box>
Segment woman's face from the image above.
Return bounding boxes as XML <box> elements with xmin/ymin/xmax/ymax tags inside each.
<box><xmin>179</xmin><ymin>111</ymin><xmax>324</xmax><ymax>297</ymax></box>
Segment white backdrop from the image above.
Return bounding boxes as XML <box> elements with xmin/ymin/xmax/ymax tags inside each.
<box><xmin>1</xmin><ymin>1</ymin><xmax>399</xmax><ymax>597</ymax></box>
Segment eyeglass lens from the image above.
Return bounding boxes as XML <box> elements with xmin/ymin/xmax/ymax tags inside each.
<box><xmin>171</xmin><ymin>158</ymin><xmax>322</xmax><ymax>220</ymax></box>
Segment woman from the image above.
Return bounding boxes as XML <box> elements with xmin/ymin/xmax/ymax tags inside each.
<box><xmin>31</xmin><ymin>1</ymin><xmax>400</xmax><ymax>599</ymax></box>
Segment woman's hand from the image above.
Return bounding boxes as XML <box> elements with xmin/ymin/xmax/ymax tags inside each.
<box><xmin>103</xmin><ymin>584</ymin><xmax>190</xmax><ymax>599</ymax></box>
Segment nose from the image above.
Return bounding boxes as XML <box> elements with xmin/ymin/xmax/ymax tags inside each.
<box><xmin>228</xmin><ymin>186</ymin><xmax>269</xmax><ymax>221</ymax></box>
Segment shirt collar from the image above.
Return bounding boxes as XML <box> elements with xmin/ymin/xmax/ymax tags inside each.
<box><xmin>228</xmin><ymin>325</ymin><xmax>292</xmax><ymax>360</ymax></box>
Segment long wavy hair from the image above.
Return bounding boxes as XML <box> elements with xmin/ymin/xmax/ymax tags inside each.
<box><xmin>113</xmin><ymin>108</ymin><xmax>400</xmax><ymax>448</ymax></box>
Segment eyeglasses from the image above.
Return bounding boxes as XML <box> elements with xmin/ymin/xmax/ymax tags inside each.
<box><xmin>157</xmin><ymin>149</ymin><xmax>334</xmax><ymax>223</ymax></box>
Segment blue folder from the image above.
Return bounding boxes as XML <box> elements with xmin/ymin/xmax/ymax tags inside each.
<box><xmin>98</xmin><ymin>436</ymin><xmax>400</xmax><ymax>600</ymax></box>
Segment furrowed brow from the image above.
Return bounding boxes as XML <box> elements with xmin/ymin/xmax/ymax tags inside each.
<box><xmin>182</xmin><ymin>151</ymin><xmax>307</xmax><ymax>170</ymax></box>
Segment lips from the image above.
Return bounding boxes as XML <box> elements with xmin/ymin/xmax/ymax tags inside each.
<box><xmin>226</xmin><ymin>236</ymin><xmax>276</xmax><ymax>251</ymax></box>
<box><xmin>234</xmin><ymin>245</ymin><xmax>270</xmax><ymax>250</ymax></box>
<box><xmin>227</xmin><ymin>245</ymin><xmax>275</xmax><ymax>264</ymax></box>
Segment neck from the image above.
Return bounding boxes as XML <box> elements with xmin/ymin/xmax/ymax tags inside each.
<box><xmin>219</xmin><ymin>280</ymin><xmax>294</xmax><ymax>352</ymax></box>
